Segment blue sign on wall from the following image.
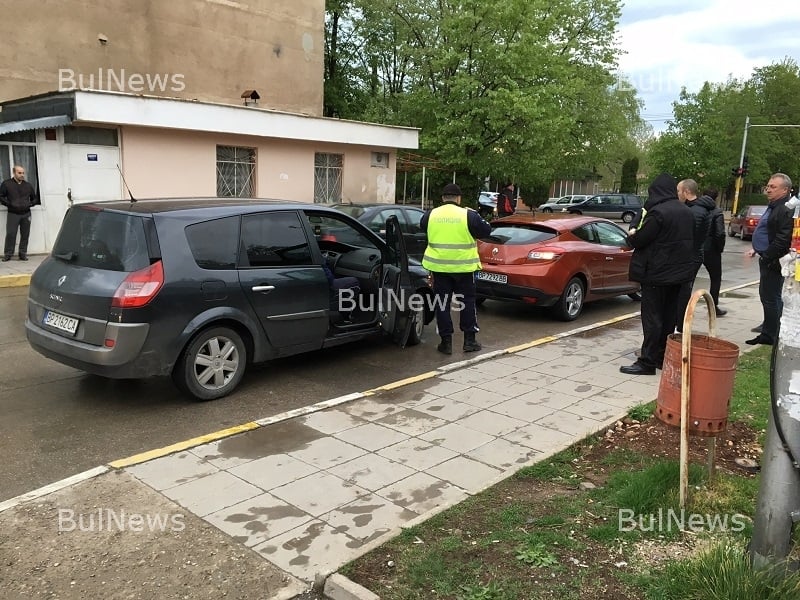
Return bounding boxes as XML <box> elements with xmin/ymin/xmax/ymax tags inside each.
<box><xmin>87</xmin><ymin>154</ymin><xmax>98</xmax><ymax>162</ymax></box>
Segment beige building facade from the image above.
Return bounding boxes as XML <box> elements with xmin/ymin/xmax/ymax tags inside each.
<box><xmin>0</xmin><ymin>0</ymin><xmax>324</xmax><ymax>116</ymax></box>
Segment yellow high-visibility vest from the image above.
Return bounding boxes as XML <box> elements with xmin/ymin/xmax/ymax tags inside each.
<box><xmin>422</xmin><ymin>204</ymin><xmax>481</xmax><ymax>272</ymax></box>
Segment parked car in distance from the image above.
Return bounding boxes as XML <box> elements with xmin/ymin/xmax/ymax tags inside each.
<box><xmin>728</xmin><ymin>205</ymin><xmax>766</xmax><ymax>240</ymax></box>
<box><xmin>330</xmin><ymin>203</ymin><xmax>427</xmax><ymax>260</ymax></box>
<box><xmin>477</xmin><ymin>191</ymin><xmax>499</xmax><ymax>219</ymax></box>
<box><xmin>475</xmin><ymin>214</ymin><xmax>641</xmax><ymax>321</ymax></box>
<box><xmin>538</xmin><ymin>194</ymin><xmax>591</xmax><ymax>213</ymax></box>
<box><xmin>26</xmin><ymin>199</ymin><xmax>433</xmax><ymax>401</ymax></box>
<box><xmin>567</xmin><ymin>193</ymin><xmax>643</xmax><ymax>223</ymax></box>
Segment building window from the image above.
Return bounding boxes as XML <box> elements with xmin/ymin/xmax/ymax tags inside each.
<box><xmin>63</xmin><ymin>126</ymin><xmax>118</xmax><ymax>146</ymax></box>
<box><xmin>0</xmin><ymin>142</ymin><xmax>39</xmax><ymax>202</ymax></box>
<box><xmin>217</xmin><ymin>146</ymin><xmax>256</xmax><ymax>198</ymax></box>
<box><xmin>314</xmin><ymin>153</ymin><xmax>342</xmax><ymax>203</ymax></box>
<box><xmin>371</xmin><ymin>152</ymin><xmax>389</xmax><ymax>168</ymax></box>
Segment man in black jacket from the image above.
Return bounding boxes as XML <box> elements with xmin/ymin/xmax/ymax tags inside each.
<box><xmin>700</xmin><ymin>188</ymin><xmax>727</xmax><ymax>316</ymax></box>
<box><xmin>675</xmin><ymin>178</ymin><xmax>715</xmax><ymax>329</ymax></box>
<box><xmin>1</xmin><ymin>165</ymin><xmax>37</xmax><ymax>261</ymax></box>
<box><xmin>620</xmin><ymin>173</ymin><xmax>695</xmax><ymax>375</ymax></box>
<box><xmin>745</xmin><ymin>173</ymin><xmax>794</xmax><ymax>346</ymax></box>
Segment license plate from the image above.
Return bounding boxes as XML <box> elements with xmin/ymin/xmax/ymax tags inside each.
<box><xmin>43</xmin><ymin>310</ymin><xmax>79</xmax><ymax>335</ymax></box>
<box><xmin>476</xmin><ymin>271</ymin><xmax>507</xmax><ymax>284</ymax></box>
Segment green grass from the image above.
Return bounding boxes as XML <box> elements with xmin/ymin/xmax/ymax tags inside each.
<box><xmin>727</xmin><ymin>345</ymin><xmax>773</xmax><ymax>434</ymax></box>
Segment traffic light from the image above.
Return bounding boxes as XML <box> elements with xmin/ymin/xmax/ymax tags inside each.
<box><xmin>731</xmin><ymin>166</ymin><xmax>743</xmax><ymax>178</ymax></box>
<box><xmin>742</xmin><ymin>155</ymin><xmax>749</xmax><ymax>177</ymax></box>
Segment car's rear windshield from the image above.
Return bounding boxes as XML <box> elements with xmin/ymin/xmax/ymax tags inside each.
<box><xmin>332</xmin><ymin>205</ymin><xmax>366</xmax><ymax>218</ymax></box>
<box><xmin>483</xmin><ymin>225</ymin><xmax>558</xmax><ymax>245</ymax></box>
<box><xmin>51</xmin><ymin>207</ymin><xmax>151</xmax><ymax>272</ymax></box>
<box><xmin>749</xmin><ymin>206</ymin><xmax>767</xmax><ymax>215</ymax></box>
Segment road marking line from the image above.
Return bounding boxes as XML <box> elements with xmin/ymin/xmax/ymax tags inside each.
<box><xmin>0</xmin><ymin>466</ymin><xmax>108</xmax><ymax>513</ymax></box>
<box><xmin>108</xmin><ymin>422</ymin><xmax>260</xmax><ymax>468</ymax></box>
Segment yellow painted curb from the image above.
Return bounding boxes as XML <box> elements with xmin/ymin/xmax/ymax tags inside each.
<box><xmin>108</xmin><ymin>421</ymin><xmax>260</xmax><ymax>468</ymax></box>
<box><xmin>505</xmin><ymin>335</ymin><xmax>558</xmax><ymax>353</ymax></box>
<box><xmin>0</xmin><ymin>274</ymin><xmax>31</xmax><ymax>288</ymax></box>
<box><xmin>368</xmin><ymin>370</ymin><xmax>438</xmax><ymax>393</ymax></box>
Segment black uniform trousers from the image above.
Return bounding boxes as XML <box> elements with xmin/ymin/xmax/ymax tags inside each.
<box><xmin>702</xmin><ymin>250</ymin><xmax>723</xmax><ymax>307</ymax></box>
<box><xmin>758</xmin><ymin>258</ymin><xmax>784</xmax><ymax>344</ymax></box>
<box><xmin>431</xmin><ymin>272</ymin><xmax>478</xmax><ymax>337</ymax></box>
<box><xmin>639</xmin><ymin>283</ymin><xmax>683</xmax><ymax>370</ymax></box>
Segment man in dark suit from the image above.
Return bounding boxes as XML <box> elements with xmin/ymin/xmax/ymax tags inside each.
<box><xmin>1</xmin><ymin>165</ymin><xmax>37</xmax><ymax>261</ymax></box>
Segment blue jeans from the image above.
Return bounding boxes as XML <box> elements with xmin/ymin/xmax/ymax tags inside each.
<box><xmin>758</xmin><ymin>258</ymin><xmax>784</xmax><ymax>342</ymax></box>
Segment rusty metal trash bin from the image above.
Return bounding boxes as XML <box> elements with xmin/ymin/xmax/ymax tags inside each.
<box><xmin>656</xmin><ymin>334</ymin><xmax>740</xmax><ymax>436</ymax></box>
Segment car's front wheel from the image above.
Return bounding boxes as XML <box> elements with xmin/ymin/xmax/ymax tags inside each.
<box><xmin>728</xmin><ymin>225</ymin><xmax>737</xmax><ymax>237</ymax></box>
<box><xmin>568</xmin><ymin>210</ymin><xmax>582</xmax><ymax>216</ymax></box>
<box><xmin>541</xmin><ymin>207</ymin><xmax>553</xmax><ymax>213</ymax></box>
<box><xmin>174</xmin><ymin>327</ymin><xmax>247</xmax><ymax>401</ymax></box>
<box><xmin>621</xmin><ymin>211</ymin><xmax>635</xmax><ymax>223</ymax></box>
<box><xmin>406</xmin><ymin>305</ymin><xmax>425</xmax><ymax>346</ymax></box>
<box><xmin>552</xmin><ymin>277</ymin><xmax>585</xmax><ymax>321</ymax></box>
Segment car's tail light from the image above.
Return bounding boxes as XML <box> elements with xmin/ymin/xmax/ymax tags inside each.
<box><xmin>112</xmin><ymin>260</ymin><xmax>164</xmax><ymax>308</ymax></box>
<box><xmin>527</xmin><ymin>248</ymin><xmax>563</xmax><ymax>261</ymax></box>
<box><xmin>747</xmin><ymin>218</ymin><xmax>758</xmax><ymax>226</ymax></box>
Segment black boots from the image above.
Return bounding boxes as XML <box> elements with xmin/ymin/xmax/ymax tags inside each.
<box><xmin>438</xmin><ymin>333</ymin><xmax>481</xmax><ymax>354</ymax></box>
<box><xmin>463</xmin><ymin>331</ymin><xmax>481</xmax><ymax>353</ymax></box>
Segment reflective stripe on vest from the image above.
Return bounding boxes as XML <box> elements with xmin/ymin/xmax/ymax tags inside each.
<box><xmin>422</xmin><ymin>204</ymin><xmax>482</xmax><ymax>272</ymax></box>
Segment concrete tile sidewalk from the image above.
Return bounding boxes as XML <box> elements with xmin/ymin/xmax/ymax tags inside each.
<box><xmin>118</xmin><ymin>285</ymin><xmax>760</xmax><ymax>589</ymax></box>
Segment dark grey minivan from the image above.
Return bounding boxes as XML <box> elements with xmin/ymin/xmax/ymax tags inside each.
<box><xmin>26</xmin><ymin>198</ymin><xmax>433</xmax><ymax>400</ymax></box>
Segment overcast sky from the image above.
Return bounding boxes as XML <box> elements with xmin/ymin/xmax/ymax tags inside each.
<box><xmin>617</xmin><ymin>0</ymin><xmax>800</xmax><ymax>131</ymax></box>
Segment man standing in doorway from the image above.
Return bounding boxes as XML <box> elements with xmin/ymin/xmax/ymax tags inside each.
<box><xmin>421</xmin><ymin>183</ymin><xmax>492</xmax><ymax>355</ymax></box>
<box><xmin>745</xmin><ymin>173</ymin><xmax>793</xmax><ymax>346</ymax></box>
<box><xmin>1</xmin><ymin>165</ymin><xmax>37</xmax><ymax>261</ymax></box>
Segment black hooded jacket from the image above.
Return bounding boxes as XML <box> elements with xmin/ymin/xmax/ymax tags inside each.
<box><xmin>627</xmin><ymin>173</ymin><xmax>696</xmax><ymax>285</ymax></box>
<box><xmin>685</xmin><ymin>194</ymin><xmax>716</xmax><ymax>263</ymax></box>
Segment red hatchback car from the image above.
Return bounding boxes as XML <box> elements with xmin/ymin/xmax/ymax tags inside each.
<box><xmin>475</xmin><ymin>214</ymin><xmax>641</xmax><ymax>321</ymax></box>
<box><xmin>728</xmin><ymin>205</ymin><xmax>766</xmax><ymax>240</ymax></box>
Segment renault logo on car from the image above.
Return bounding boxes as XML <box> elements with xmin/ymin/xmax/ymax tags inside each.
<box><xmin>492</xmin><ymin>247</ymin><xmax>499</xmax><ymax>256</ymax></box>
<box><xmin>57</xmin><ymin>275</ymin><xmax>67</xmax><ymax>287</ymax></box>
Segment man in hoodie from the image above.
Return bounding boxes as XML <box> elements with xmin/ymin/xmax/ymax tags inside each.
<box><xmin>620</xmin><ymin>173</ymin><xmax>695</xmax><ymax>375</ymax></box>
<box><xmin>1</xmin><ymin>165</ymin><xmax>37</xmax><ymax>261</ymax></box>
<box><xmin>674</xmin><ymin>178</ymin><xmax>715</xmax><ymax>330</ymax></box>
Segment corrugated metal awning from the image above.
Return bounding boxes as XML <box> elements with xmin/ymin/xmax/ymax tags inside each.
<box><xmin>0</xmin><ymin>115</ymin><xmax>72</xmax><ymax>135</ymax></box>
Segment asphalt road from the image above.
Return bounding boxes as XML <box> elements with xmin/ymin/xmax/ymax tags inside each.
<box><xmin>0</xmin><ymin>237</ymin><xmax>760</xmax><ymax>502</ymax></box>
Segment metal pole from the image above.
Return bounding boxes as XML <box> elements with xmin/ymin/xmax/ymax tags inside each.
<box><xmin>751</xmin><ymin>271</ymin><xmax>800</xmax><ymax>570</ymax></box>
<box><xmin>403</xmin><ymin>170</ymin><xmax>407</xmax><ymax>205</ymax></box>
<box><xmin>732</xmin><ymin>116</ymin><xmax>749</xmax><ymax>216</ymax></box>
<box><xmin>422</xmin><ymin>165</ymin><xmax>426</xmax><ymax>210</ymax></box>
<box><xmin>679</xmin><ymin>289</ymin><xmax>717</xmax><ymax>509</ymax></box>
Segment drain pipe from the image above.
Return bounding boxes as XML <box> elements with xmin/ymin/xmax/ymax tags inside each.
<box><xmin>750</xmin><ymin>248</ymin><xmax>800</xmax><ymax>570</ymax></box>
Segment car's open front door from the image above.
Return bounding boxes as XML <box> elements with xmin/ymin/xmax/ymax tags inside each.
<box><xmin>379</xmin><ymin>215</ymin><xmax>415</xmax><ymax>347</ymax></box>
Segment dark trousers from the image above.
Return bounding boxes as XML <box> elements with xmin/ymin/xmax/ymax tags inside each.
<box><xmin>4</xmin><ymin>211</ymin><xmax>31</xmax><ymax>258</ymax></box>
<box><xmin>702</xmin><ymin>251</ymin><xmax>723</xmax><ymax>307</ymax></box>
<box><xmin>432</xmin><ymin>272</ymin><xmax>478</xmax><ymax>337</ymax></box>
<box><xmin>758</xmin><ymin>259</ymin><xmax>784</xmax><ymax>343</ymax></box>
<box><xmin>675</xmin><ymin>260</ymin><xmax>703</xmax><ymax>331</ymax></box>
<box><xmin>639</xmin><ymin>283</ymin><xmax>682</xmax><ymax>369</ymax></box>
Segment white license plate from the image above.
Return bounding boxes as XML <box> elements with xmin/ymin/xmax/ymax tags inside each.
<box><xmin>43</xmin><ymin>310</ymin><xmax>79</xmax><ymax>335</ymax></box>
<box><xmin>476</xmin><ymin>271</ymin><xmax>507</xmax><ymax>284</ymax></box>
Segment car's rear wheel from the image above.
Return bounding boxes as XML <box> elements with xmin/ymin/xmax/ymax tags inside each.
<box><xmin>475</xmin><ymin>297</ymin><xmax>487</xmax><ymax>307</ymax></box>
<box><xmin>569</xmin><ymin>210</ymin><xmax>582</xmax><ymax>216</ymax></box>
<box><xmin>552</xmin><ymin>277</ymin><xmax>585</xmax><ymax>321</ymax></box>
<box><xmin>174</xmin><ymin>327</ymin><xmax>247</xmax><ymax>401</ymax></box>
<box><xmin>541</xmin><ymin>207</ymin><xmax>553</xmax><ymax>213</ymax></box>
<box><xmin>628</xmin><ymin>292</ymin><xmax>642</xmax><ymax>301</ymax></box>
<box><xmin>621</xmin><ymin>211</ymin><xmax>635</xmax><ymax>223</ymax></box>
<box><xmin>728</xmin><ymin>225</ymin><xmax>737</xmax><ymax>237</ymax></box>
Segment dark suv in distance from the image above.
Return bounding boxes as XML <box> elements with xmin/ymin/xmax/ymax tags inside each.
<box><xmin>567</xmin><ymin>193</ymin><xmax>643</xmax><ymax>223</ymax></box>
<box><xmin>26</xmin><ymin>199</ymin><xmax>433</xmax><ymax>400</ymax></box>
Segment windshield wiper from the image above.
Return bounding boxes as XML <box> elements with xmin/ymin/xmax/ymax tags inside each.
<box><xmin>54</xmin><ymin>251</ymin><xmax>78</xmax><ymax>262</ymax></box>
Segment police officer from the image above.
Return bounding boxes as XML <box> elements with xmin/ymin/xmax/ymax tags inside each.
<box><xmin>421</xmin><ymin>183</ymin><xmax>492</xmax><ymax>354</ymax></box>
